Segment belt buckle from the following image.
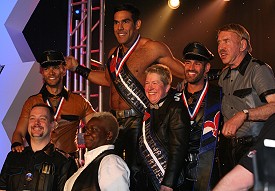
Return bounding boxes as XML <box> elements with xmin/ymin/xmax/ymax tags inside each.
<box><xmin>126</xmin><ymin>109</ymin><xmax>134</xmax><ymax>117</ymax></box>
<box><xmin>231</xmin><ymin>137</ymin><xmax>247</xmax><ymax>146</ymax></box>
<box><xmin>188</xmin><ymin>153</ymin><xmax>197</xmax><ymax>162</ymax></box>
<box><xmin>116</xmin><ymin>110</ymin><xmax>125</xmax><ymax>118</ymax></box>
<box><xmin>239</xmin><ymin>137</ymin><xmax>244</xmax><ymax>144</ymax></box>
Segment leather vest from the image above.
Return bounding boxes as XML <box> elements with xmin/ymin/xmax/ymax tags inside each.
<box><xmin>71</xmin><ymin>149</ymin><xmax>115</xmax><ymax>191</ymax></box>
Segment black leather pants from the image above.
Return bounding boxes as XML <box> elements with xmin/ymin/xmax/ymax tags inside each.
<box><xmin>218</xmin><ymin>134</ymin><xmax>257</xmax><ymax>176</ymax></box>
<box><xmin>114</xmin><ymin>116</ymin><xmax>142</xmax><ymax>191</ymax></box>
<box><xmin>136</xmin><ymin>170</ymin><xmax>186</xmax><ymax>191</ymax></box>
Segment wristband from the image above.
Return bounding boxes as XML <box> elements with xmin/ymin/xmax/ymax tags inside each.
<box><xmin>75</xmin><ymin>65</ymin><xmax>91</xmax><ymax>79</ymax></box>
<box><xmin>11</xmin><ymin>142</ymin><xmax>22</xmax><ymax>149</ymax></box>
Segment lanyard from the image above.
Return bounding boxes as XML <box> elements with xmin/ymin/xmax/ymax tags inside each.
<box><xmin>182</xmin><ymin>81</ymin><xmax>209</xmax><ymax>120</ymax></box>
<box><xmin>46</xmin><ymin>97</ymin><xmax>64</xmax><ymax>121</ymax></box>
<box><xmin>115</xmin><ymin>34</ymin><xmax>141</xmax><ymax>76</ymax></box>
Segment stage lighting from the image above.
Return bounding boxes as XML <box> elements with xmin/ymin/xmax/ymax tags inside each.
<box><xmin>75</xmin><ymin>9</ymin><xmax>80</xmax><ymax>15</ymax></box>
<box><xmin>73</xmin><ymin>5</ymin><xmax>81</xmax><ymax>20</ymax></box>
<box><xmin>168</xmin><ymin>0</ymin><xmax>180</xmax><ymax>9</ymax></box>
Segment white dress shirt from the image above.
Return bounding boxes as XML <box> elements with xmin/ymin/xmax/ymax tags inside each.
<box><xmin>64</xmin><ymin>145</ymin><xmax>130</xmax><ymax>191</ymax></box>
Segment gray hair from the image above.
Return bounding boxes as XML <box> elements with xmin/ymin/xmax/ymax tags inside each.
<box><xmin>90</xmin><ymin>112</ymin><xmax>119</xmax><ymax>143</ymax></box>
<box><xmin>145</xmin><ymin>64</ymin><xmax>172</xmax><ymax>86</ymax></box>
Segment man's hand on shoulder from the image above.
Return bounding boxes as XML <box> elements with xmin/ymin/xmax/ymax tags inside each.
<box><xmin>11</xmin><ymin>142</ymin><xmax>24</xmax><ymax>153</ymax></box>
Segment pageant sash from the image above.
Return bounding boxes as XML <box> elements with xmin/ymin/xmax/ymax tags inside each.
<box><xmin>114</xmin><ymin>35</ymin><xmax>140</xmax><ymax>76</ymax></box>
<box><xmin>139</xmin><ymin>111</ymin><xmax>168</xmax><ymax>189</ymax></box>
<box><xmin>107</xmin><ymin>37</ymin><xmax>149</xmax><ymax>115</ymax></box>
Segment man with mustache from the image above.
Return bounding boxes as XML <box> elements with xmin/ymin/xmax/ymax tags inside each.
<box><xmin>180</xmin><ymin>42</ymin><xmax>222</xmax><ymax>190</ymax></box>
<box><xmin>217</xmin><ymin>23</ymin><xmax>275</xmax><ymax>173</ymax></box>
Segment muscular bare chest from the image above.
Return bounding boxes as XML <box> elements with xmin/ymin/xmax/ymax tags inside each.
<box><xmin>125</xmin><ymin>47</ymin><xmax>156</xmax><ymax>84</ymax></box>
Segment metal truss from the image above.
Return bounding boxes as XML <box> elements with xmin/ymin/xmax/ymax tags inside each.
<box><xmin>66</xmin><ymin>0</ymin><xmax>105</xmax><ymax>112</ymax></box>
<box><xmin>66</xmin><ymin>0</ymin><xmax>105</xmax><ymax>160</ymax></box>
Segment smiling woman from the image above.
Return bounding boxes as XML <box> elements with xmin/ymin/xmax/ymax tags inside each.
<box><xmin>138</xmin><ymin>64</ymin><xmax>190</xmax><ymax>191</ymax></box>
<box><xmin>144</xmin><ymin>64</ymin><xmax>172</xmax><ymax>105</ymax></box>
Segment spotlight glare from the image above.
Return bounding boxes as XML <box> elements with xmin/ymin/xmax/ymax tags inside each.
<box><xmin>168</xmin><ymin>0</ymin><xmax>180</xmax><ymax>9</ymax></box>
<box><xmin>75</xmin><ymin>9</ymin><xmax>80</xmax><ymax>15</ymax></box>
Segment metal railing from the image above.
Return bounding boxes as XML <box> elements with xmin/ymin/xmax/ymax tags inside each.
<box><xmin>66</xmin><ymin>0</ymin><xmax>105</xmax><ymax>162</ymax></box>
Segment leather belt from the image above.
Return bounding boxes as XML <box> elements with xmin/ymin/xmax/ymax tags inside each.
<box><xmin>231</xmin><ymin>136</ymin><xmax>258</xmax><ymax>147</ymax></box>
<box><xmin>187</xmin><ymin>153</ymin><xmax>198</xmax><ymax>162</ymax></box>
<box><xmin>111</xmin><ymin>109</ymin><xmax>139</xmax><ymax>119</ymax></box>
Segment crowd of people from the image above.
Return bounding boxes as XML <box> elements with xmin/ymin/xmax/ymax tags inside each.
<box><xmin>1</xmin><ymin>3</ymin><xmax>275</xmax><ymax>191</ymax></box>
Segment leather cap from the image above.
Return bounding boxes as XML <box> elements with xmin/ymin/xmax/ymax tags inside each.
<box><xmin>38</xmin><ymin>50</ymin><xmax>65</xmax><ymax>68</ymax></box>
<box><xmin>183</xmin><ymin>42</ymin><xmax>214</xmax><ymax>62</ymax></box>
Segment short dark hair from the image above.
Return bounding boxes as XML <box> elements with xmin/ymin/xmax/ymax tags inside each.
<box><xmin>89</xmin><ymin>112</ymin><xmax>119</xmax><ymax>143</ymax></box>
<box><xmin>113</xmin><ymin>3</ymin><xmax>141</xmax><ymax>24</ymax></box>
<box><xmin>31</xmin><ymin>104</ymin><xmax>54</xmax><ymax>122</ymax></box>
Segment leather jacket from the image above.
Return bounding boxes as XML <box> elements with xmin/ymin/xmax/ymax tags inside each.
<box><xmin>0</xmin><ymin>143</ymin><xmax>77</xmax><ymax>191</ymax></box>
<box><xmin>147</xmin><ymin>90</ymin><xmax>191</xmax><ymax>188</ymax></box>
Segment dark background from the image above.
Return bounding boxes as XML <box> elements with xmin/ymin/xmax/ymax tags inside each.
<box><xmin>24</xmin><ymin>0</ymin><xmax>275</xmax><ymax>70</ymax></box>
<box><xmin>104</xmin><ymin>0</ymin><xmax>275</xmax><ymax>70</ymax></box>
<box><xmin>23</xmin><ymin>0</ymin><xmax>275</xmax><ymax>110</ymax></box>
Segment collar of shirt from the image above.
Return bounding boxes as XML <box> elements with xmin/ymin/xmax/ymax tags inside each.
<box><xmin>223</xmin><ymin>52</ymin><xmax>252</xmax><ymax>80</ymax></box>
<box><xmin>84</xmin><ymin>145</ymin><xmax>114</xmax><ymax>167</ymax></box>
<box><xmin>149</xmin><ymin>95</ymin><xmax>167</xmax><ymax>110</ymax></box>
<box><xmin>24</xmin><ymin>142</ymin><xmax>53</xmax><ymax>156</ymax></box>
<box><xmin>39</xmin><ymin>83</ymin><xmax>69</xmax><ymax>102</ymax></box>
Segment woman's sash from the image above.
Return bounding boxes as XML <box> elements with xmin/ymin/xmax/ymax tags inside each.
<box><xmin>139</xmin><ymin>112</ymin><xmax>168</xmax><ymax>190</ymax></box>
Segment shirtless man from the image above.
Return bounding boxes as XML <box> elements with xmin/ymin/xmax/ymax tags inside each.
<box><xmin>66</xmin><ymin>4</ymin><xmax>184</xmax><ymax>190</ymax></box>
